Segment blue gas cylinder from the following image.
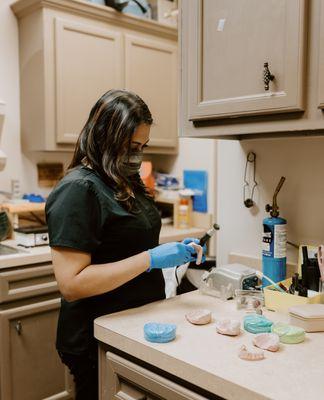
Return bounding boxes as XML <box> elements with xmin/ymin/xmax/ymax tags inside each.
<box><xmin>262</xmin><ymin>216</ymin><xmax>287</xmax><ymax>285</ymax></box>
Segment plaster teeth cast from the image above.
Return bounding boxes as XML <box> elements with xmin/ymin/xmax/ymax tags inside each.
<box><xmin>253</xmin><ymin>333</ymin><xmax>280</xmax><ymax>352</ymax></box>
<box><xmin>238</xmin><ymin>345</ymin><xmax>265</xmax><ymax>361</ymax></box>
<box><xmin>215</xmin><ymin>319</ymin><xmax>241</xmax><ymax>336</ymax></box>
<box><xmin>185</xmin><ymin>309</ymin><xmax>212</xmax><ymax>325</ymax></box>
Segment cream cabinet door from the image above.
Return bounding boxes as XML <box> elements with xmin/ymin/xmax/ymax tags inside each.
<box><xmin>54</xmin><ymin>18</ymin><xmax>124</xmax><ymax>144</ymax></box>
<box><xmin>0</xmin><ymin>298</ymin><xmax>73</xmax><ymax>400</ymax></box>
<box><xmin>184</xmin><ymin>0</ymin><xmax>307</xmax><ymax>121</ymax></box>
<box><xmin>125</xmin><ymin>34</ymin><xmax>178</xmax><ymax>148</ymax></box>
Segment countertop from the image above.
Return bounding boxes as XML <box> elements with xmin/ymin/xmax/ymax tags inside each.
<box><xmin>94</xmin><ymin>290</ymin><xmax>324</xmax><ymax>400</ymax></box>
<box><xmin>0</xmin><ymin>225</ymin><xmax>206</xmax><ymax>269</ymax></box>
<box><xmin>0</xmin><ymin>240</ymin><xmax>52</xmax><ymax>269</ymax></box>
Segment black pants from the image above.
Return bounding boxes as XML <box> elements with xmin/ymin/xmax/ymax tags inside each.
<box><xmin>59</xmin><ymin>351</ymin><xmax>98</xmax><ymax>400</ymax></box>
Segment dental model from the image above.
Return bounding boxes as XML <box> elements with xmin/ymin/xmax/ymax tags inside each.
<box><xmin>188</xmin><ymin>242</ymin><xmax>203</xmax><ymax>265</ymax></box>
<box><xmin>215</xmin><ymin>319</ymin><xmax>241</xmax><ymax>336</ymax></box>
<box><xmin>186</xmin><ymin>309</ymin><xmax>212</xmax><ymax>325</ymax></box>
<box><xmin>238</xmin><ymin>345</ymin><xmax>265</xmax><ymax>361</ymax></box>
<box><xmin>253</xmin><ymin>333</ymin><xmax>280</xmax><ymax>352</ymax></box>
<box><xmin>144</xmin><ymin>323</ymin><xmax>176</xmax><ymax>343</ymax></box>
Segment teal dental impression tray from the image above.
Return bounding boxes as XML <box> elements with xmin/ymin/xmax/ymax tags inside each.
<box><xmin>244</xmin><ymin>314</ymin><xmax>273</xmax><ymax>334</ymax></box>
<box><xmin>144</xmin><ymin>323</ymin><xmax>177</xmax><ymax>343</ymax></box>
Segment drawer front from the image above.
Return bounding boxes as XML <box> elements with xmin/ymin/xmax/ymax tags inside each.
<box><xmin>105</xmin><ymin>352</ymin><xmax>209</xmax><ymax>400</ymax></box>
<box><xmin>0</xmin><ymin>263</ymin><xmax>58</xmax><ymax>303</ymax></box>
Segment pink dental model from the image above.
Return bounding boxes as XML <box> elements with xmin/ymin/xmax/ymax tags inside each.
<box><xmin>215</xmin><ymin>319</ymin><xmax>241</xmax><ymax>336</ymax></box>
<box><xmin>253</xmin><ymin>333</ymin><xmax>280</xmax><ymax>352</ymax></box>
<box><xmin>238</xmin><ymin>345</ymin><xmax>265</xmax><ymax>361</ymax></box>
<box><xmin>186</xmin><ymin>309</ymin><xmax>212</xmax><ymax>325</ymax></box>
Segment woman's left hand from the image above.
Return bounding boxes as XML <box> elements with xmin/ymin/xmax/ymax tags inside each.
<box><xmin>182</xmin><ymin>237</ymin><xmax>207</xmax><ymax>263</ymax></box>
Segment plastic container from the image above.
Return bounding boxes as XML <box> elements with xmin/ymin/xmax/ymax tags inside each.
<box><xmin>264</xmin><ymin>278</ymin><xmax>324</xmax><ymax>313</ymax></box>
<box><xmin>177</xmin><ymin>197</ymin><xmax>191</xmax><ymax>229</ymax></box>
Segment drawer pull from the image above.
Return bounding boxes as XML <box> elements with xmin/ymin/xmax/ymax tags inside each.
<box><xmin>263</xmin><ymin>62</ymin><xmax>275</xmax><ymax>91</ymax></box>
<box><xmin>15</xmin><ymin>321</ymin><xmax>22</xmax><ymax>335</ymax></box>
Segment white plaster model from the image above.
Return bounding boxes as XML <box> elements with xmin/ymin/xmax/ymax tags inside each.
<box><xmin>253</xmin><ymin>333</ymin><xmax>280</xmax><ymax>352</ymax></box>
<box><xmin>189</xmin><ymin>242</ymin><xmax>203</xmax><ymax>264</ymax></box>
<box><xmin>186</xmin><ymin>309</ymin><xmax>212</xmax><ymax>325</ymax></box>
<box><xmin>215</xmin><ymin>319</ymin><xmax>241</xmax><ymax>336</ymax></box>
<box><xmin>238</xmin><ymin>345</ymin><xmax>265</xmax><ymax>361</ymax></box>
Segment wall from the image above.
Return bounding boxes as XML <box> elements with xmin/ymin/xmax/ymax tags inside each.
<box><xmin>150</xmin><ymin>138</ymin><xmax>217</xmax><ymax>216</ymax></box>
<box><xmin>0</xmin><ymin>0</ymin><xmax>71</xmax><ymax>198</ymax></box>
<box><xmin>216</xmin><ymin>137</ymin><xmax>324</xmax><ymax>267</ymax></box>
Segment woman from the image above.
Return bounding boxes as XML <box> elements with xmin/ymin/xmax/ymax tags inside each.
<box><xmin>46</xmin><ymin>89</ymin><xmax>203</xmax><ymax>399</ymax></box>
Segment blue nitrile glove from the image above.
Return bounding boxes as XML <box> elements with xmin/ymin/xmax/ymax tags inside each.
<box><xmin>182</xmin><ymin>237</ymin><xmax>207</xmax><ymax>262</ymax></box>
<box><xmin>148</xmin><ymin>242</ymin><xmax>197</xmax><ymax>269</ymax></box>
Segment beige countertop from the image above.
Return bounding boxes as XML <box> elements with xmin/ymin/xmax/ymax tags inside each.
<box><xmin>0</xmin><ymin>225</ymin><xmax>206</xmax><ymax>269</ymax></box>
<box><xmin>0</xmin><ymin>240</ymin><xmax>52</xmax><ymax>269</ymax></box>
<box><xmin>94</xmin><ymin>290</ymin><xmax>324</xmax><ymax>400</ymax></box>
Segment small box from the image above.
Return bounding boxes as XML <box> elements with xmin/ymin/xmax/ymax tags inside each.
<box><xmin>264</xmin><ymin>278</ymin><xmax>324</xmax><ymax>313</ymax></box>
<box><xmin>289</xmin><ymin>304</ymin><xmax>324</xmax><ymax>332</ymax></box>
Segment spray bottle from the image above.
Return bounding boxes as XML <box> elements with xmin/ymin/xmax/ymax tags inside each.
<box><xmin>262</xmin><ymin>177</ymin><xmax>287</xmax><ymax>285</ymax></box>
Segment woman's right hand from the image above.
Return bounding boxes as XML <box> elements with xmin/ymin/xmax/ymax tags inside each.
<box><xmin>148</xmin><ymin>242</ymin><xmax>197</xmax><ymax>269</ymax></box>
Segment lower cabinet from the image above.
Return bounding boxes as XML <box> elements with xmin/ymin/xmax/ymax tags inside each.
<box><xmin>0</xmin><ymin>298</ymin><xmax>73</xmax><ymax>400</ymax></box>
<box><xmin>100</xmin><ymin>351</ymin><xmax>209</xmax><ymax>400</ymax></box>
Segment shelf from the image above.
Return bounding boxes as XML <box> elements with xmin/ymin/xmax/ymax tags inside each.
<box><xmin>1</xmin><ymin>202</ymin><xmax>45</xmax><ymax>213</ymax></box>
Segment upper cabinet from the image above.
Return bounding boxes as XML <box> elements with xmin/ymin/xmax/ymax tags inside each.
<box><xmin>12</xmin><ymin>0</ymin><xmax>178</xmax><ymax>153</ymax></box>
<box><xmin>181</xmin><ymin>0</ymin><xmax>324</xmax><ymax>138</ymax></box>
<box><xmin>187</xmin><ymin>0</ymin><xmax>307</xmax><ymax>120</ymax></box>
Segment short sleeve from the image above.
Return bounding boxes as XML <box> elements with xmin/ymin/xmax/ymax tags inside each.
<box><xmin>45</xmin><ymin>180</ymin><xmax>103</xmax><ymax>253</ymax></box>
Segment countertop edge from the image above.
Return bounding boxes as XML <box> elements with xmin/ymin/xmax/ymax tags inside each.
<box><xmin>94</xmin><ymin>323</ymin><xmax>269</xmax><ymax>400</ymax></box>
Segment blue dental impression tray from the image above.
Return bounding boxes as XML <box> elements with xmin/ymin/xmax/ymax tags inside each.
<box><xmin>144</xmin><ymin>322</ymin><xmax>177</xmax><ymax>343</ymax></box>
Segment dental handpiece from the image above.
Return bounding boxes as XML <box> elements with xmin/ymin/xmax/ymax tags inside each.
<box><xmin>199</xmin><ymin>223</ymin><xmax>220</xmax><ymax>246</ymax></box>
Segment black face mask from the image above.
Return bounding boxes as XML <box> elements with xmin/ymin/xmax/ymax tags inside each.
<box><xmin>121</xmin><ymin>151</ymin><xmax>144</xmax><ymax>176</ymax></box>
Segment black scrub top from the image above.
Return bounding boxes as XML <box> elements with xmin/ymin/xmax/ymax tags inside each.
<box><xmin>45</xmin><ymin>166</ymin><xmax>165</xmax><ymax>355</ymax></box>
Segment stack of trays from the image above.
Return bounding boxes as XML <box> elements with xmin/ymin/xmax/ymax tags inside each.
<box><xmin>289</xmin><ymin>304</ymin><xmax>324</xmax><ymax>332</ymax></box>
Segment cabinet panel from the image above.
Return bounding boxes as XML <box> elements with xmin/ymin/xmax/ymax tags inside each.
<box><xmin>185</xmin><ymin>0</ymin><xmax>307</xmax><ymax>120</ymax></box>
<box><xmin>103</xmin><ymin>351</ymin><xmax>208</xmax><ymax>400</ymax></box>
<box><xmin>125</xmin><ymin>34</ymin><xmax>178</xmax><ymax>148</ymax></box>
<box><xmin>54</xmin><ymin>18</ymin><xmax>124</xmax><ymax>144</ymax></box>
<box><xmin>0</xmin><ymin>263</ymin><xmax>57</xmax><ymax>303</ymax></box>
<box><xmin>318</xmin><ymin>0</ymin><xmax>324</xmax><ymax>108</ymax></box>
<box><xmin>0</xmin><ymin>298</ymin><xmax>73</xmax><ymax>400</ymax></box>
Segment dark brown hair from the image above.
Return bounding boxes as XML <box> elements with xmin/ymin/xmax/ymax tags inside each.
<box><xmin>68</xmin><ymin>89</ymin><xmax>153</xmax><ymax>211</ymax></box>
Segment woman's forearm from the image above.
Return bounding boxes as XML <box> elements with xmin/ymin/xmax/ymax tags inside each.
<box><xmin>52</xmin><ymin>248</ymin><xmax>150</xmax><ymax>301</ymax></box>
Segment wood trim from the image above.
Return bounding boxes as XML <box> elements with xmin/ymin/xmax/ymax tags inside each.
<box><xmin>11</xmin><ymin>0</ymin><xmax>177</xmax><ymax>39</ymax></box>
<box><xmin>186</xmin><ymin>0</ymin><xmax>307</xmax><ymax>121</ymax></box>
